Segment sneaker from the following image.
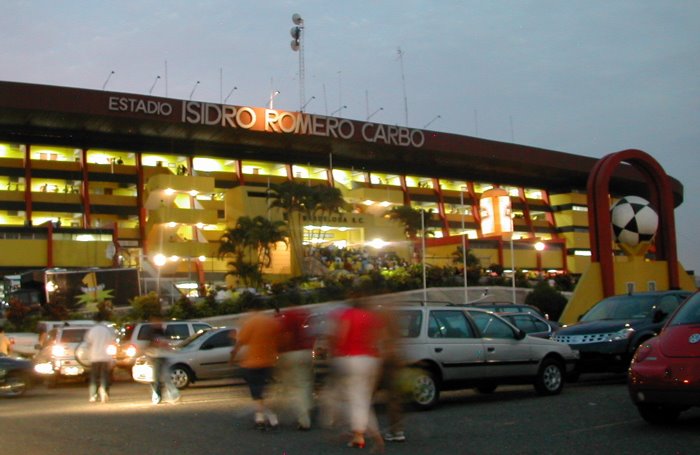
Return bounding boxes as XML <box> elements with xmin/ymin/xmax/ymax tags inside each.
<box><xmin>89</xmin><ymin>396</ymin><xmax>98</xmax><ymax>403</ymax></box>
<box><xmin>99</xmin><ymin>389</ymin><xmax>109</xmax><ymax>403</ymax></box>
<box><xmin>170</xmin><ymin>395</ymin><xmax>182</xmax><ymax>405</ymax></box>
<box><xmin>384</xmin><ymin>431</ymin><xmax>406</xmax><ymax>442</ymax></box>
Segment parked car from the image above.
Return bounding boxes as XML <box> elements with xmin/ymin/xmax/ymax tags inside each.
<box><xmin>392</xmin><ymin>304</ymin><xmax>578</xmax><ymax>409</ymax></box>
<box><xmin>628</xmin><ymin>291</ymin><xmax>700</xmax><ymax>424</ymax></box>
<box><xmin>116</xmin><ymin>320</ymin><xmax>212</xmax><ymax>370</ymax></box>
<box><xmin>132</xmin><ymin>327</ymin><xmax>239</xmax><ymax>389</ymax></box>
<box><xmin>553</xmin><ymin>290</ymin><xmax>692</xmax><ymax>378</ymax></box>
<box><xmin>459</xmin><ymin>301</ymin><xmax>548</xmax><ymax>319</ymax></box>
<box><xmin>33</xmin><ymin>325</ymin><xmax>112</xmax><ymax>385</ymax></box>
<box><xmin>0</xmin><ymin>355</ymin><xmax>36</xmax><ymax>397</ymax></box>
<box><xmin>498</xmin><ymin>311</ymin><xmax>560</xmax><ymax>339</ymax></box>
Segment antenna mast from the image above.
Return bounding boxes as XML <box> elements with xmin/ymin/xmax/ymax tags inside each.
<box><xmin>398</xmin><ymin>47</ymin><xmax>409</xmax><ymax>126</ymax></box>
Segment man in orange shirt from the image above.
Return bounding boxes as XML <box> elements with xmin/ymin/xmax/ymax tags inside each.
<box><xmin>230</xmin><ymin>298</ymin><xmax>281</xmax><ymax>430</ymax></box>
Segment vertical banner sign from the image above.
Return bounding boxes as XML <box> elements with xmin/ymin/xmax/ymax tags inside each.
<box><xmin>480</xmin><ymin>188</ymin><xmax>513</xmax><ymax>238</ymax></box>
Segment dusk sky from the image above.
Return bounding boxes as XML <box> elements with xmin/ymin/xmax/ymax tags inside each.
<box><xmin>2</xmin><ymin>1</ymin><xmax>699</xmax><ymax>274</ymax></box>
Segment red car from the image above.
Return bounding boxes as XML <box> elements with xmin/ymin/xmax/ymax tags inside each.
<box><xmin>628</xmin><ymin>291</ymin><xmax>700</xmax><ymax>424</ymax></box>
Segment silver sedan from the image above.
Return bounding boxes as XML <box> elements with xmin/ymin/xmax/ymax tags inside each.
<box><xmin>132</xmin><ymin>327</ymin><xmax>241</xmax><ymax>389</ymax></box>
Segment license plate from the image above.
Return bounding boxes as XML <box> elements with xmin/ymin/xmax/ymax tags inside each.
<box><xmin>132</xmin><ymin>365</ymin><xmax>154</xmax><ymax>383</ymax></box>
<box><xmin>61</xmin><ymin>366</ymin><xmax>84</xmax><ymax>376</ymax></box>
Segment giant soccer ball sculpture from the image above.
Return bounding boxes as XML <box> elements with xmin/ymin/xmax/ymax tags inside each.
<box><xmin>610</xmin><ymin>196</ymin><xmax>658</xmax><ymax>246</ymax></box>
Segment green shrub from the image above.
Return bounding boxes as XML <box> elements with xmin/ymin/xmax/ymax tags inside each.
<box><xmin>129</xmin><ymin>292</ymin><xmax>162</xmax><ymax>320</ymax></box>
<box><xmin>525</xmin><ymin>281</ymin><xmax>568</xmax><ymax>321</ymax></box>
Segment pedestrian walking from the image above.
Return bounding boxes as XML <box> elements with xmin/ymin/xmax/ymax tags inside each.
<box><xmin>0</xmin><ymin>326</ymin><xmax>12</xmax><ymax>356</ymax></box>
<box><xmin>84</xmin><ymin>314</ymin><xmax>116</xmax><ymax>403</ymax></box>
<box><xmin>230</xmin><ymin>297</ymin><xmax>281</xmax><ymax>430</ymax></box>
<box><xmin>276</xmin><ymin>306</ymin><xmax>315</xmax><ymax>430</ymax></box>
<box><xmin>378</xmin><ymin>306</ymin><xmax>407</xmax><ymax>443</ymax></box>
<box><xmin>145</xmin><ymin>318</ymin><xmax>180</xmax><ymax>405</ymax></box>
<box><xmin>330</xmin><ymin>297</ymin><xmax>386</xmax><ymax>451</ymax></box>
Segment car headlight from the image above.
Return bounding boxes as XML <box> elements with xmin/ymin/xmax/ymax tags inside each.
<box><xmin>106</xmin><ymin>344</ymin><xmax>117</xmax><ymax>356</ymax></box>
<box><xmin>51</xmin><ymin>344</ymin><xmax>66</xmax><ymax>356</ymax></box>
<box><xmin>125</xmin><ymin>345</ymin><xmax>137</xmax><ymax>358</ymax></box>
<box><xmin>633</xmin><ymin>342</ymin><xmax>656</xmax><ymax>363</ymax></box>
<box><xmin>34</xmin><ymin>362</ymin><xmax>54</xmax><ymax>375</ymax></box>
<box><xmin>608</xmin><ymin>328</ymin><xmax>635</xmax><ymax>342</ymax></box>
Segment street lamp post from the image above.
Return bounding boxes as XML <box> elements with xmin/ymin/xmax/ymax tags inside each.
<box><xmin>510</xmin><ymin>237</ymin><xmax>516</xmax><ymax>304</ymax></box>
<box><xmin>460</xmin><ymin>187</ymin><xmax>469</xmax><ymax>304</ymax></box>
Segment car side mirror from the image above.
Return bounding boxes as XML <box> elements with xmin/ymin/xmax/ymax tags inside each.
<box><xmin>515</xmin><ymin>329</ymin><xmax>526</xmax><ymax>340</ymax></box>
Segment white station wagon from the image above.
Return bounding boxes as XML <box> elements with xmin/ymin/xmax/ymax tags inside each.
<box><xmin>393</xmin><ymin>304</ymin><xmax>578</xmax><ymax>409</ymax></box>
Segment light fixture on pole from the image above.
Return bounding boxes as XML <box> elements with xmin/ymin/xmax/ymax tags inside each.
<box><xmin>460</xmin><ymin>186</ymin><xmax>469</xmax><ymax>304</ymax></box>
<box><xmin>224</xmin><ymin>86</ymin><xmax>238</xmax><ymax>104</ymax></box>
<box><xmin>268</xmin><ymin>90</ymin><xmax>280</xmax><ymax>109</ymax></box>
<box><xmin>421</xmin><ymin>209</ymin><xmax>427</xmax><ymax>302</ymax></box>
<box><xmin>148</xmin><ymin>75</ymin><xmax>161</xmax><ymax>95</ymax></box>
<box><xmin>330</xmin><ymin>105</ymin><xmax>347</xmax><ymax>116</ymax></box>
<box><xmin>423</xmin><ymin>114</ymin><xmax>441</xmax><ymax>129</ymax></box>
<box><xmin>102</xmin><ymin>70</ymin><xmax>115</xmax><ymax>90</ymax></box>
<box><xmin>301</xmin><ymin>95</ymin><xmax>315</xmax><ymax>111</ymax></box>
<box><xmin>367</xmin><ymin>107</ymin><xmax>384</xmax><ymax>121</ymax></box>
<box><xmin>153</xmin><ymin>253</ymin><xmax>167</xmax><ymax>297</ymax></box>
<box><xmin>189</xmin><ymin>81</ymin><xmax>200</xmax><ymax>100</ymax></box>
<box><xmin>290</xmin><ymin>13</ymin><xmax>305</xmax><ymax>112</ymax></box>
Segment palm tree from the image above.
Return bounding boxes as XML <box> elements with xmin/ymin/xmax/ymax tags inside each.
<box><xmin>267</xmin><ymin>181</ymin><xmax>345</xmax><ymax>276</ymax></box>
<box><xmin>267</xmin><ymin>181</ymin><xmax>308</xmax><ymax>276</ymax></box>
<box><xmin>218</xmin><ymin>216</ymin><xmax>288</xmax><ymax>289</ymax></box>
<box><xmin>386</xmin><ymin>205</ymin><xmax>434</xmax><ymax>263</ymax></box>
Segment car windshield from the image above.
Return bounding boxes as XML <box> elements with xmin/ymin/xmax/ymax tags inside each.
<box><xmin>581</xmin><ymin>295</ymin><xmax>658</xmax><ymax>321</ymax></box>
<box><xmin>668</xmin><ymin>293</ymin><xmax>700</xmax><ymax>326</ymax></box>
<box><xmin>60</xmin><ymin>329</ymin><xmax>87</xmax><ymax>343</ymax></box>
<box><xmin>177</xmin><ymin>329</ymin><xmax>212</xmax><ymax>349</ymax></box>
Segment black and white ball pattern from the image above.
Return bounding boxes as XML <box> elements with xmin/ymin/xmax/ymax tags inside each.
<box><xmin>610</xmin><ymin>196</ymin><xmax>658</xmax><ymax>246</ymax></box>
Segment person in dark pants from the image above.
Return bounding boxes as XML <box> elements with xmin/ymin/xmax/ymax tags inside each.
<box><xmin>84</xmin><ymin>314</ymin><xmax>116</xmax><ymax>403</ymax></box>
<box><xmin>230</xmin><ymin>298</ymin><xmax>281</xmax><ymax>429</ymax></box>
<box><xmin>146</xmin><ymin>318</ymin><xmax>180</xmax><ymax>404</ymax></box>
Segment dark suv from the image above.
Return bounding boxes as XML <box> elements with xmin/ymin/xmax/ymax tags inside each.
<box><xmin>553</xmin><ymin>290</ymin><xmax>691</xmax><ymax>377</ymax></box>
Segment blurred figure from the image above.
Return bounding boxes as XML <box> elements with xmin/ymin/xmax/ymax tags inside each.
<box><xmin>146</xmin><ymin>317</ymin><xmax>180</xmax><ymax>404</ymax></box>
<box><xmin>0</xmin><ymin>326</ymin><xmax>11</xmax><ymax>356</ymax></box>
<box><xmin>330</xmin><ymin>298</ymin><xmax>386</xmax><ymax>451</ymax></box>
<box><xmin>378</xmin><ymin>306</ymin><xmax>407</xmax><ymax>443</ymax></box>
<box><xmin>84</xmin><ymin>313</ymin><xmax>116</xmax><ymax>403</ymax></box>
<box><xmin>230</xmin><ymin>298</ymin><xmax>281</xmax><ymax>429</ymax></box>
<box><xmin>276</xmin><ymin>306</ymin><xmax>315</xmax><ymax>430</ymax></box>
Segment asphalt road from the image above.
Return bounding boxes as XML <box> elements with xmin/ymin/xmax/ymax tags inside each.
<box><xmin>2</xmin><ymin>373</ymin><xmax>699</xmax><ymax>455</ymax></box>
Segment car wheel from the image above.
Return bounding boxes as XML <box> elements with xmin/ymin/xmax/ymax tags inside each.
<box><xmin>2</xmin><ymin>374</ymin><xmax>28</xmax><ymax>397</ymax></box>
<box><xmin>637</xmin><ymin>403</ymin><xmax>683</xmax><ymax>424</ymax></box>
<box><xmin>534</xmin><ymin>358</ymin><xmax>564</xmax><ymax>395</ymax></box>
<box><xmin>476</xmin><ymin>383</ymin><xmax>498</xmax><ymax>394</ymax></box>
<box><xmin>170</xmin><ymin>365</ymin><xmax>192</xmax><ymax>389</ymax></box>
<box><xmin>410</xmin><ymin>368</ymin><xmax>440</xmax><ymax>411</ymax></box>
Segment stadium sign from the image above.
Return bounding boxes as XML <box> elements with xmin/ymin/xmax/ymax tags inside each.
<box><xmin>107</xmin><ymin>96</ymin><xmax>424</xmax><ymax>148</ymax></box>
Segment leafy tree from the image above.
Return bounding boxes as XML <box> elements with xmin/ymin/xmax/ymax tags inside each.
<box><xmin>129</xmin><ymin>292</ymin><xmax>162</xmax><ymax>320</ymax></box>
<box><xmin>452</xmin><ymin>246</ymin><xmax>482</xmax><ymax>285</ymax></box>
<box><xmin>525</xmin><ymin>280</ymin><xmax>569</xmax><ymax>321</ymax></box>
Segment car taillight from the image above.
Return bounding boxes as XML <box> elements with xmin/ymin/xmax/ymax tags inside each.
<box><xmin>126</xmin><ymin>345</ymin><xmax>137</xmax><ymax>358</ymax></box>
<box><xmin>633</xmin><ymin>342</ymin><xmax>655</xmax><ymax>363</ymax></box>
<box><xmin>51</xmin><ymin>344</ymin><xmax>66</xmax><ymax>356</ymax></box>
<box><xmin>106</xmin><ymin>344</ymin><xmax>117</xmax><ymax>356</ymax></box>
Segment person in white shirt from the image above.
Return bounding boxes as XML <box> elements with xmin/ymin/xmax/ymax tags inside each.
<box><xmin>84</xmin><ymin>315</ymin><xmax>116</xmax><ymax>403</ymax></box>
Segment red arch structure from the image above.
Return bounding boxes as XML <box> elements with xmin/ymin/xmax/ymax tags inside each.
<box><xmin>587</xmin><ymin>149</ymin><xmax>680</xmax><ymax>297</ymax></box>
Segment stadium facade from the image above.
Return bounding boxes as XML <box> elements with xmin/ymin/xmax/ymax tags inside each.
<box><xmin>0</xmin><ymin>81</ymin><xmax>686</xmax><ymax>295</ymax></box>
